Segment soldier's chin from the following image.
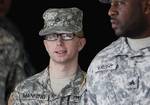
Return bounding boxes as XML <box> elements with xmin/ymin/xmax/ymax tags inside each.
<box><xmin>114</xmin><ymin>30</ymin><xmax>123</xmax><ymax>37</ymax></box>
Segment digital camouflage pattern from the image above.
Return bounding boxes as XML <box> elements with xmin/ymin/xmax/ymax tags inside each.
<box><xmin>39</xmin><ymin>7</ymin><xmax>83</xmax><ymax>36</ymax></box>
<box><xmin>9</xmin><ymin>67</ymin><xmax>86</xmax><ymax>105</ymax></box>
<box><xmin>0</xmin><ymin>17</ymin><xmax>36</xmax><ymax>77</ymax></box>
<box><xmin>86</xmin><ymin>37</ymin><xmax>150</xmax><ymax>105</ymax></box>
<box><xmin>0</xmin><ymin>27</ymin><xmax>27</xmax><ymax>105</ymax></box>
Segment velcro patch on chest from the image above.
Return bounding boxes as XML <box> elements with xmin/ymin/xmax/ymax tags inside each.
<box><xmin>20</xmin><ymin>93</ymin><xmax>48</xmax><ymax>100</ymax></box>
<box><xmin>96</xmin><ymin>62</ymin><xmax>117</xmax><ymax>72</ymax></box>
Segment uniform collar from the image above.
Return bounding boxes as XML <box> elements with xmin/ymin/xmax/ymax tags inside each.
<box><xmin>114</xmin><ymin>37</ymin><xmax>150</xmax><ymax>57</ymax></box>
<box><xmin>58</xmin><ymin>66</ymin><xmax>86</xmax><ymax>97</ymax></box>
<box><xmin>38</xmin><ymin>66</ymin><xmax>86</xmax><ymax>97</ymax></box>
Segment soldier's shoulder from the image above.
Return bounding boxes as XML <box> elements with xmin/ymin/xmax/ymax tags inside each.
<box><xmin>100</xmin><ymin>38</ymin><xmax>122</xmax><ymax>55</ymax></box>
<box><xmin>88</xmin><ymin>37</ymin><xmax>123</xmax><ymax>72</ymax></box>
<box><xmin>15</xmin><ymin>70</ymin><xmax>45</xmax><ymax>92</ymax></box>
<box><xmin>92</xmin><ymin>37</ymin><xmax>122</xmax><ymax>61</ymax></box>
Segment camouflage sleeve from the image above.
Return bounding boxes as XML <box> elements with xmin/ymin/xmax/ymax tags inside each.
<box><xmin>0</xmin><ymin>28</ymin><xmax>27</xmax><ymax>104</ymax></box>
<box><xmin>86</xmin><ymin>65</ymin><xmax>97</xmax><ymax>105</ymax></box>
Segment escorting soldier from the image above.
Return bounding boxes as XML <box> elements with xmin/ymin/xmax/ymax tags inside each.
<box><xmin>84</xmin><ymin>0</ymin><xmax>150</xmax><ymax>105</ymax></box>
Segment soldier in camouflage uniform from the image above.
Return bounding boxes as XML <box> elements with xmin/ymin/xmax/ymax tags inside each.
<box><xmin>0</xmin><ymin>27</ymin><xmax>27</xmax><ymax>105</ymax></box>
<box><xmin>8</xmin><ymin>7</ymin><xmax>86</xmax><ymax>105</ymax></box>
<box><xmin>0</xmin><ymin>0</ymin><xmax>35</xmax><ymax>105</ymax></box>
<box><xmin>84</xmin><ymin>0</ymin><xmax>150</xmax><ymax>105</ymax></box>
<box><xmin>0</xmin><ymin>0</ymin><xmax>36</xmax><ymax>77</ymax></box>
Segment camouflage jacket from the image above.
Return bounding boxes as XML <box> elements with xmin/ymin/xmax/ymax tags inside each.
<box><xmin>86</xmin><ymin>37</ymin><xmax>150</xmax><ymax>105</ymax></box>
<box><xmin>0</xmin><ymin>28</ymin><xmax>27</xmax><ymax>105</ymax></box>
<box><xmin>9</xmin><ymin>67</ymin><xmax>86</xmax><ymax>105</ymax></box>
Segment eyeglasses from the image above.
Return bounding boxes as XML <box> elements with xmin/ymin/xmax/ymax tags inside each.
<box><xmin>44</xmin><ymin>33</ymin><xmax>75</xmax><ymax>41</ymax></box>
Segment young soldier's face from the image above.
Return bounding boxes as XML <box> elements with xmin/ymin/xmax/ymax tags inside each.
<box><xmin>44</xmin><ymin>34</ymin><xmax>86</xmax><ymax>64</ymax></box>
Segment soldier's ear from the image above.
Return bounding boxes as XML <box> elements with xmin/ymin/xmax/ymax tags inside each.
<box><xmin>43</xmin><ymin>40</ymin><xmax>49</xmax><ymax>52</ymax></box>
<box><xmin>78</xmin><ymin>38</ymin><xmax>86</xmax><ymax>51</ymax></box>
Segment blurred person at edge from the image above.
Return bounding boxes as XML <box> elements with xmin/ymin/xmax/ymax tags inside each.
<box><xmin>8</xmin><ymin>7</ymin><xmax>86</xmax><ymax>105</ymax></box>
<box><xmin>0</xmin><ymin>0</ymin><xmax>36</xmax><ymax>105</ymax></box>
<box><xmin>83</xmin><ymin>0</ymin><xmax>150</xmax><ymax>105</ymax></box>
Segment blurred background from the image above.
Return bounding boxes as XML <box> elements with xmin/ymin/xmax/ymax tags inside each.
<box><xmin>7</xmin><ymin>0</ymin><xmax>117</xmax><ymax>73</ymax></box>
